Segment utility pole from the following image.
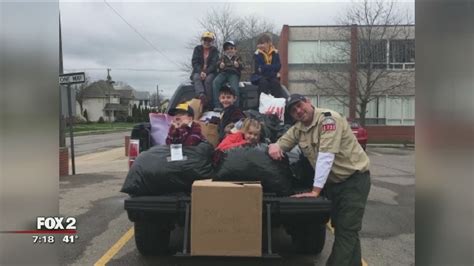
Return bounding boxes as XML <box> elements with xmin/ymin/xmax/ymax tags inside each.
<box><xmin>156</xmin><ymin>84</ymin><xmax>159</xmax><ymax>109</ymax></box>
<box><xmin>106</xmin><ymin>68</ymin><xmax>114</xmax><ymax>123</ymax></box>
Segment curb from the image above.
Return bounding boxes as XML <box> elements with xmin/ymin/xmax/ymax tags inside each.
<box><xmin>67</xmin><ymin>129</ymin><xmax>131</xmax><ymax>137</ymax></box>
<box><xmin>367</xmin><ymin>143</ymin><xmax>415</xmax><ymax>148</ymax></box>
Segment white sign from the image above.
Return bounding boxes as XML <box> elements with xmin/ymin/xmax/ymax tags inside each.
<box><xmin>170</xmin><ymin>144</ymin><xmax>184</xmax><ymax>161</ymax></box>
<box><xmin>59</xmin><ymin>72</ymin><xmax>85</xmax><ymax>85</ymax></box>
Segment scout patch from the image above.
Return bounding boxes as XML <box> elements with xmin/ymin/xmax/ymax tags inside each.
<box><xmin>321</xmin><ymin>117</ymin><xmax>336</xmax><ymax>131</ymax></box>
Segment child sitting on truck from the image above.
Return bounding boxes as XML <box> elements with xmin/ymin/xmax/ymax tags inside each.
<box><xmin>212</xmin><ymin>40</ymin><xmax>243</xmax><ymax>109</ymax></box>
<box><xmin>166</xmin><ymin>102</ymin><xmax>205</xmax><ymax>146</ymax></box>
<box><xmin>251</xmin><ymin>33</ymin><xmax>284</xmax><ymax>98</ymax></box>
<box><xmin>216</xmin><ymin>118</ymin><xmax>262</xmax><ymax>151</ymax></box>
<box><xmin>218</xmin><ymin>85</ymin><xmax>245</xmax><ymax>140</ymax></box>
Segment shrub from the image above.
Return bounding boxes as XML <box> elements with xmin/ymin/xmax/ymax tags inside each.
<box><xmin>66</xmin><ymin>115</ymin><xmax>86</xmax><ymax>126</ymax></box>
<box><xmin>75</xmin><ymin>115</ymin><xmax>87</xmax><ymax>124</ymax></box>
<box><xmin>98</xmin><ymin>116</ymin><xmax>105</xmax><ymax>123</ymax></box>
<box><xmin>115</xmin><ymin>116</ymin><xmax>126</xmax><ymax>123</ymax></box>
<box><xmin>126</xmin><ymin>116</ymin><xmax>134</xmax><ymax>123</ymax></box>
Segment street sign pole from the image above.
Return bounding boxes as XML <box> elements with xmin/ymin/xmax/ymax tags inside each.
<box><xmin>60</xmin><ymin>72</ymin><xmax>84</xmax><ymax>175</ymax></box>
<box><xmin>66</xmin><ymin>84</ymin><xmax>76</xmax><ymax>175</ymax></box>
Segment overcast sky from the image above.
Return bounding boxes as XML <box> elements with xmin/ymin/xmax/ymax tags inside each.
<box><xmin>60</xmin><ymin>1</ymin><xmax>414</xmax><ymax>98</ymax></box>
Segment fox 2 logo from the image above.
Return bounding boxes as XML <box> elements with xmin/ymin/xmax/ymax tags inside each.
<box><xmin>36</xmin><ymin>217</ymin><xmax>77</xmax><ymax>230</ymax></box>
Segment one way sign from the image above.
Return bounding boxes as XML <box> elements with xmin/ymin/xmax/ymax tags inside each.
<box><xmin>59</xmin><ymin>72</ymin><xmax>85</xmax><ymax>85</ymax></box>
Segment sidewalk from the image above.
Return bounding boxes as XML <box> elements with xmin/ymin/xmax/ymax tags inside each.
<box><xmin>367</xmin><ymin>143</ymin><xmax>415</xmax><ymax>148</ymax></box>
<box><xmin>67</xmin><ymin>128</ymin><xmax>131</xmax><ymax>137</ymax></box>
<box><xmin>67</xmin><ymin>143</ymin><xmax>413</xmax><ymax>175</ymax></box>
<box><xmin>70</xmin><ymin>147</ymin><xmax>128</xmax><ymax>174</ymax></box>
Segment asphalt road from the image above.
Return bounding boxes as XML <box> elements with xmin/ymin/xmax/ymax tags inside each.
<box><xmin>59</xmin><ymin>146</ymin><xmax>414</xmax><ymax>266</ymax></box>
<box><xmin>66</xmin><ymin>131</ymin><xmax>129</xmax><ymax>156</ymax></box>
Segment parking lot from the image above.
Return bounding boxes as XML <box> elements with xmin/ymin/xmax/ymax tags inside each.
<box><xmin>59</xmin><ymin>146</ymin><xmax>414</xmax><ymax>266</ymax></box>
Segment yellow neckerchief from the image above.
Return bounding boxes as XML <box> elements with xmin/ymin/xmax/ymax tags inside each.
<box><xmin>257</xmin><ymin>45</ymin><xmax>276</xmax><ymax>64</ymax></box>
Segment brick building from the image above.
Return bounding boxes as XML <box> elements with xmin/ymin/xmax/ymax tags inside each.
<box><xmin>278</xmin><ymin>25</ymin><xmax>415</xmax><ymax>143</ymax></box>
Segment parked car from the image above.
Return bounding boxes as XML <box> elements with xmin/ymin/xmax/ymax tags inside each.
<box><xmin>349</xmin><ymin>120</ymin><xmax>368</xmax><ymax>150</ymax></box>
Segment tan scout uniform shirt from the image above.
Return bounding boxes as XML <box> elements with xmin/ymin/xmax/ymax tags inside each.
<box><xmin>277</xmin><ymin>108</ymin><xmax>370</xmax><ymax>183</ymax></box>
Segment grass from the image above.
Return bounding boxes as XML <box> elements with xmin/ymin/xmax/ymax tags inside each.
<box><xmin>71</xmin><ymin>122</ymin><xmax>136</xmax><ymax>133</ymax></box>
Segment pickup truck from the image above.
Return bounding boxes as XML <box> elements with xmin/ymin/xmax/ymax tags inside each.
<box><xmin>124</xmin><ymin>82</ymin><xmax>332</xmax><ymax>257</ymax></box>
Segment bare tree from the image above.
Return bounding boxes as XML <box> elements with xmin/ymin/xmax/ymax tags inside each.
<box><xmin>181</xmin><ymin>5</ymin><xmax>276</xmax><ymax>80</ymax></box>
<box><xmin>302</xmin><ymin>0</ymin><xmax>414</xmax><ymax>126</ymax></box>
<box><xmin>197</xmin><ymin>5</ymin><xmax>244</xmax><ymax>51</ymax></box>
<box><xmin>75</xmin><ymin>74</ymin><xmax>90</xmax><ymax>115</ymax></box>
<box><xmin>237</xmin><ymin>16</ymin><xmax>276</xmax><ymax>80</ymax></box>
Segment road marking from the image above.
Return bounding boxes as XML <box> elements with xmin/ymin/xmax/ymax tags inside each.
<box><xmin>367</xmin><ymin>150</ymin><xmax>383</xmax><ymax>157</ymax></box>
<box><xmin>94</xmin><ymin>222</ymin><xmax>368</xmax><ymax>265</ymax></box>
<box><xmin>94</xmin><ymin>226</ymin><xmax>134</xmax><ymax>266</ymax></box>
<box><xmin>326</xmin><ymin>221</ymin><xmax>368</xmax><ymax>266</ymax></box>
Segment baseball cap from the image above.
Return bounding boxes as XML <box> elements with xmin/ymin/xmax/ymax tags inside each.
<box><xmin>223</xmin><ymin>41</ymin><xmax>236</xmax><ymax>49</ymax></box>
<box><xmin>168</xmin><ymin>103</ymin><xmax>194</xmax><ymax>117</ymax></box>
<box><xmin>286</xmin><ymin>94</ymin><xmax>306</xmax><ymax>111</ymax></box>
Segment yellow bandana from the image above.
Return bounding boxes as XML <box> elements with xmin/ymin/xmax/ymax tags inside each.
<box><xmin>258</xmin><ymin>45</ymin><xmax>276</xmax><ymax>65</ymax></box>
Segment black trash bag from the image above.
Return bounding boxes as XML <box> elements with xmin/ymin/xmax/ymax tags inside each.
<box><xmin>214</xmin><ymin>144</ymin><xmax>293</xmax><ymax>196</ymax></box>
<box><xmin>242</xmin><ymin>110</ymin><xmax>272</xmax><ymax>143</ymax></box>
<box><xmin>243</xmin><ymin>110</ymin><xmax>289</xmax><ymax>143</ymax></box>
<box><xmin>287</xmin><ymin>147</ymin><xmax>315</xmax><ymax>190</ymax></box>
<box><xmin>130</xmin><ymin>123</ymin><xmax>151</xmax><ymax>152</ymax></box>
<box><xmin>121</xmin><ymin>142</ymin><xmax>214</xmax><ymax>196</ymax></box>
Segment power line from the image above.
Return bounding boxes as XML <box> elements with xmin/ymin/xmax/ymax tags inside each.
<box><xmin>103</xmin><ymin>0</ymin><xmax>182</xmax><ymax>69</ymax></box>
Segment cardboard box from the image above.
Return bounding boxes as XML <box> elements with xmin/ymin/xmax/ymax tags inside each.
<box><xmin>191</xmin><ymin>180</ymin><xmax>262</xmax><ymax>257</ymax></box>
<box><xmin>197</xmin><ymin>121</ymin><xmax>219</xmax><ymax>147</ymax></box>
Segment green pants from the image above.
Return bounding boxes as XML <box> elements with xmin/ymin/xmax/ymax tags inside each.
<box><xmin>324</xmin><ymin>171</ymin><xmax>371</xmax><ymax>266</ymax></box>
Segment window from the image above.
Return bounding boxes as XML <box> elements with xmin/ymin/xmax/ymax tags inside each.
<box><xmin>318</xmin><ymin>96</ymin><xmax>349</xmax><ymax>117</ymax></box>
<box><xmin>289</xmin><ymin>41</ymin><xmax>349</xmax><ymax>64</ymax></box>
<box><xmin>320</xmin><ymin>41</ymin><xmax>350</xmax><ymax>63</ymax></box>
<box><xmin>355</xmin><ymin>97</ymin><xmax>386</xmax><ymax>125</ymax></box>
<box><xmin>390</xmin><ymin>40</ymin><xmax>415</xmax><ymax>63</ymax></box>
<box><xmin>306</xmin><ymin>96</ymin><xmax>319</xmax><ymax>107</ymax></box>
<box><xmin>355</xmin><ymin>95</ymin><xmax>414</xmax><ymax>125</ymax></box>
<box><xmin>401</xmin><ymin>96</ymin><xmax>415</xmax><ymax>125</ymax></box>
<box><xmin>386</xmin><ymin>96</ymin><xmax>415</xmax><ymax>125</ymax></box>
<box><xmin>358</xmin><ymin>39</ymin><xmax>387</xmax><ymax>66</ymax></box>
<box><xmin>289</xmin><ymin>41</ymin><xmax>319</xmax><ymax>64</ymax></box>
<box><xmin>386</xmin><ymin>97</ymin><xmax>403</xmax><ymax>125</ymax></box>
<box><xmin>389</xmin><ymin>40</ymin><xmax>415</xmax><ymax>70</ymax></box>
<box><xmin>301</xmin><ymin>94</ymin><xmax>414</xmax><ymax>125</ymax></box>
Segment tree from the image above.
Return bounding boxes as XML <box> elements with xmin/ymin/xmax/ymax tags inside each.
<box><xmin>83</xmin><ymin>109</ymin><xmax>89</xmax><ymax>122</ymax></box>
<box><xmin>301</xmin><ymin>0</ymin><xmax>414</xmax><ymax>126</ymax></box>
<box><xmin>75</xmin><ymin>74</ymin><xmax>90</xmax><ymax>115</ymax></box>
<box><xmin>197</xmin><ymin>5</ymin><xmax>243</xmax><ymax>52</ymax></box>
<box><xmin>182</xmin><ymin>5</ymin><xmax>276</xmax><ymax>80</ymax></box>
<box><xmin>150</xmin><ymin>91</ymin><xmax>165</xmax><ymax>108</ymax></box>
<box><xmin>132</xmin><ymin>104</ymin><xmax>139</xmax><ymax>122</ymax></box>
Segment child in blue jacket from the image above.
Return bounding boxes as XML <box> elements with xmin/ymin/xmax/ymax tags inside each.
<box><xmin>251</xmin><ymin>33</ymin><xmax>284</xmax><ymax>98</ymax></box>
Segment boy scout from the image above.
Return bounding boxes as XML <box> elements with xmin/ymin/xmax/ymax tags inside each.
<box><xmin>268</xmin><ymin>94</ymin><xmax>370</xmax><ymax>266</ymax></box>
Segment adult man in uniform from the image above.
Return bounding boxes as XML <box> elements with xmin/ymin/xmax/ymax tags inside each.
<box><xmin>268</xmin><ymin>94</ymin><xmax>371</xmax><ymax>266</ymax></box>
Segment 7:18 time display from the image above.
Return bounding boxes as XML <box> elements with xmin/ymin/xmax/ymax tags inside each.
<box><xmin>32</xmin><ymin>235</ymin><xmax>78</xmax><ymax>244</ymax></box>
<box><xmin>32</xmin><ymin>235</ymin><xmax>55</xmax><ymax>244</ymax></box>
